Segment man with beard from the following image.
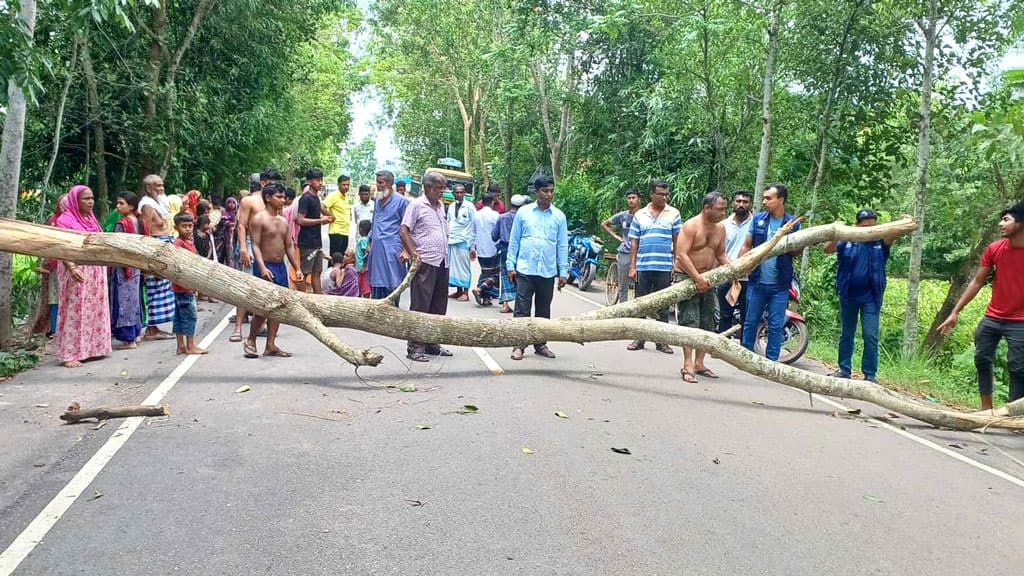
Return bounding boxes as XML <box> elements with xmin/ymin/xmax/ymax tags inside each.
<box><xmin>716</xmin><ymin>190</ymin><xmax>753</xmax><ymax>334</ymax></box>
<box><xmin>137</xmin><ymin>174</ymin><xmax>175</xmax><ymax>341</ymax></box>
<box><xmin>368</xmin><ymin>170</ymin><xmax>410</xmax><ymax>304</ymax></box>
<box><xmin>447</xmin><ymin>184</ymin><xmax>476</xmax><ymax>300</ymax></box>
<box><xmin>674</xmin><ymin>192</ymin><xmax>730</xmax><ymax>383</ymax></box>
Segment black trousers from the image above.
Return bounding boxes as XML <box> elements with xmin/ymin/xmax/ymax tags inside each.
<box><xmin>328</xmin><ymin>234</ymin><xmax>349</xmax><ymax>259</ymax></box>
<box><xmin>408</xmin><ymin>262</ymin><xmax>449</xmax><ymax>354</ymax></box>
<box><xmin>632</xmin><ymin>270</ymin><xmax>672</xmax><ymax>346</ymax></box>
<box><xmin>974</xmin><ymin>316</ymin><xmax>1024</xmax><ymax>401</ymax></box>
<box><xmin>514</xmin><ymin>274</ymin><xmax>555</xmax><ymax>350</ymax></box>
<box><xmin>716</xmin><ymin>280</ymin><xmax>749</xmax><ymax>334</ymax></box>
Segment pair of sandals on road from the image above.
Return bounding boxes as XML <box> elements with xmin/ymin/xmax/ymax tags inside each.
<box><xmin>242</xmin><ymin>341</ymin><xmax>291</xmax><ymax>359</ymax></box>
<box><xmin>680</xmin><ymin>367</ymin><xmax>718</xmax><ymax>384</ymax></box>
<box><xmin>406</xmin><ymin>347</ymin><xmax>453</xmax><ymax>362</ymax></box>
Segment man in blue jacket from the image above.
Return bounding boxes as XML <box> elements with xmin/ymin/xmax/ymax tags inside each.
<box><xmin>824</xmin><ymin>209</ymin><xmax>896</xmax><ymax>382</ymax></box>
<box><xmin>739</xmin><ymin>184</ymin><xmax>801</xmax><ymax>361</ymax></box>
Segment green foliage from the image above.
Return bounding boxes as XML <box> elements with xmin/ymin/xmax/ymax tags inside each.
<box><xmin>11</xmin><ymin>254</ymin><xmax>40</xmax><ymax>323</ymax></box>
<box><xmin>0</xmin><ymin>349</ymin><xmax>39</xmax><ymax>377</ymax></box>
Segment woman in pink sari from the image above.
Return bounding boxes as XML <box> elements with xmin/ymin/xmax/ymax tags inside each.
<box><xmin>54</xmin><ymin>185</ymin><xmax>112</xmax><ymax>367</ymax></box>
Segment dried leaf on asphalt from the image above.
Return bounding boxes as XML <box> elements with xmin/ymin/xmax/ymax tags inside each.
<box><xmin>403</xmin><ymin>499</ymin><xmax>426</xmax><ymax>507</ymax></box>
<box><xmin>458</xmin><ymin>404</ymin><xmax>478</xmax><ymax>414</ymax></box>
<box><xmin>90</xmin><ymin>490</ymin><xmax>103</xmax><ymax>501</ymax></box>
<box><xmin>93</xmin><ymin>421</ymin><xmax>106</xmax><ymax>431</ymax></box>
<box><xmin>751</xmin><ymin>401</ymin><xmax>765</xmax><ymax>406</ymax></box>
<box><xmin>712</xmin><ymin>457</ymin><xmax>721</xmax><ymax>464</ymax></box>
<box><xmin>33</xmin><ymin>403</ymin><xmax>49</xmax><ymax>408</ymax></box>
<box><xmin>522</xmin><ymin>447</ymin><xmax>534</xmax><ymax>455</ymax></box>
<box><xmin>610</xmin><ymin>447</ymin><xmax>632</xmax><ymax>455</ymax></box>
<box><xmin>947</xmin><ymin>443</ymin><xmax>965</xmax><ymax>450</ymax></box>
<box><xmin>846</xmin><ymin>408</ymin><xmax>862</xmax><ymax>415</ymax></box>
<box><xmin>885</xmin><ymin>412</ymin><xmax>900</xmax><ymax>419</ymax></box>
<box><xmin>863</xmin><ymin>494</ymin><xmax>884</xmax><ymax>504</ymax></box>
<box><xmin>415</xmin><ymin>424</ymin><xmax>432</xmax><ymax>430</ymax></box>
<box><xmin>234</xmin><ymin>385</ymin><xmax>251</xmax><ymax>394</ymax></box>
<box><xmin>399</xmin><ymin>384</ymin><xmax>417</xmax><ymax>393</ymax></box>
<box><xmin>555</xmin><ymin>411</ymin><xmax>569</xmax><ymax>419</ymax></box>
<box><xmin>120</xmin><ymin>369</ymin><xmax>128</xmax><ymax>378</ymax></box>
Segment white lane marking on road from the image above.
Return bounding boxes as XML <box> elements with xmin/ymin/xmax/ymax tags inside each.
<box><xmin>0</xmin><ymin>312</ymin><xmax>232</xmax><ymax>575</ymax></box>
<box><xmin>472</xmin><ymin>347</ymin><xmax>504</xmax><ymax>375</ymax></box>
<box><xmin>564</xmin><ymin>289</ymin><xmax>1024</xmax><ymax>490</ymax></box>
<box><xmin>558</xmin><ymin>287</ymin><xmax>607</xmax><ymax>308</ymax></box>
<box><xmin>806</xmin><ymin>393</ymin><xmax>1024</xmax><ymax>490</ymax></box>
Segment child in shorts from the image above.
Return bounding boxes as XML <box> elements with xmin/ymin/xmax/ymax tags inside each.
<box><xmin>171</xmin><ymin>213</ymin><xmax>207</xmax><ymax>355</ymax></box>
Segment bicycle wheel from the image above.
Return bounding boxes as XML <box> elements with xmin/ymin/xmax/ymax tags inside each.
<box><xmin>605</xmin><ymin>261</ymin><xmax>619</xmax><ymax>305</ymax></box>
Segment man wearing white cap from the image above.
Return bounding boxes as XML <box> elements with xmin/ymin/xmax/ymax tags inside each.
<box><xmin>492</xmin><ymin>194</ymin><xmax>528</xmax><ymax>313</ymax></box>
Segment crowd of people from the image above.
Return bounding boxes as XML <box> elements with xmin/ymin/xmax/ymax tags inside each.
<box><xmin>34</xmin><ymin>169</ymin><xmax>1024</xmax><ymax>410</ymax></box>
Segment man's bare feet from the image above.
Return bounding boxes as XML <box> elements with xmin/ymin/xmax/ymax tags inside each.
<box><xmin>185</xmin><ymin>346</ymin><xmax>208</xmax><ymax>355</ymax></box>
<box><xmin>176</xmin><ymin>346</ymin><xmax>187</xmax><ymax>355</ymax></box>
<box><xmin>62</xmin><ymin>360</ymin><xmax>83</xmax><ymax>368</ymax></box>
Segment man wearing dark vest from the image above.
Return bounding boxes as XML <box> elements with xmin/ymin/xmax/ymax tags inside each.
<box><xmin>824</xmin><ymin>209</ymin><xmax>894</xmax><ymax>382</ymax></box>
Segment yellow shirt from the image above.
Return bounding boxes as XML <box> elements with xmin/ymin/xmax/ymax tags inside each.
<box><xmin>323</xmin><ymin>191</ymin><xmax>350</xmax><ymax>235</ymax></box>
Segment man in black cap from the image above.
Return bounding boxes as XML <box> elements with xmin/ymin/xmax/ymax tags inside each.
<box><xmin>824</xmin><ymin>209</ymin><xmax>898</xmax><ymax>382</ymax></box>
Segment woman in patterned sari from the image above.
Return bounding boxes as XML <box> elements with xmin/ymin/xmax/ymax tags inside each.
<box><xmin>109</xmin><ymin>192</ymin><xmax>146</xmax><ymax>349</ymax></box>
<box><xmin>54</xmin><ymin>185</ymin><xmax>111</xmax><ymax>367</ymax></box>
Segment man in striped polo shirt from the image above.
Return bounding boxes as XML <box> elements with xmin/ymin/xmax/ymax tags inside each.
<box><xmin>627</xmin><ymin>180</ymin><xmax>682</xmax><ymax>353</ymax></box>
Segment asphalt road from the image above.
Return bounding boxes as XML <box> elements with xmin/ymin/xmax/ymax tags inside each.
<box><xmin>2</xmin><ymin>281</ymin><xmax>1023</xmax><ymax>575</ymax></box>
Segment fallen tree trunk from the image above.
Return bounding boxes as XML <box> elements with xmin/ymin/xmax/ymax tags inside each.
<box><xmin>1</xmin><ymin>217</ymin><xmax>1021</xmax><ymax>432</ymax></box>
<box><xmin>60</xmin><ymin>402</ymin><xmax>168</xmax><ymax>423</ymax></box>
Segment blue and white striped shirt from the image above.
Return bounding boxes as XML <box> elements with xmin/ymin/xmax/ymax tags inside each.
<box><xmin>629</xmin><ymin>205</ymin><xmax>682</xmax><ymax>272</ymax></box>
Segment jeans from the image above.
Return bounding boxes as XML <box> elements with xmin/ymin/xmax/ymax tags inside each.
<box><xmin>838</xmin><ymin>298</ymin><xmax>880</xmax><ymax>379</ymax></box>
<box><xmin>514</xmin><ymin>274</ymin><xmax>555</xmax><ymax>350</ymax></box>
<box><xmin>716</xmin><ymin>280</ymin><xmax>748</xmax><ymax>333</ymax></box>
<box><xmin>172</xmin><ymin>292</ymin><xmax>197</xmax><ymax>336</ymax></box>
<box><xmin>632</xmin><ymin>270</ymin><xmax>672</xmax><ymax>346</ymax></box>
<box><xmin>616</xmin><ymin>252</ymin><xmax>631</xmax><ymax>303</ymax></box>
<box><xmin>973</xmin><ymin>316</ymin><xmax>1024</xmax><ymax>401</ymax></box>
<box><xmin>741</xmin><ymin>283</ymin><xmax>788</xmax><ymax>361</ymax></box>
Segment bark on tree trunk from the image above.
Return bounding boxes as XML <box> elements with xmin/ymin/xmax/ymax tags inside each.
<box><xmin>753</xmin><ymin>2</ymin><xmax>780</xmax><ymax>207</ymax></box>
<box><xmin>477</xmin><ymin>106</ymin><xmax>489</xmax><ymax>188</ymax></box>
<box><xmin>60</xmin><ymin>403</ymin><xmax>169</xmax><ymax>423</ymax></box>
<box><xmin>902</xmin><ymin>1</ymin><xmax>938</xmax><ymax>358</ymax></box>
<box><xmin>42</xmin><ymin>37</ymin><xmax>81</xmax><ymax>195</ymax></box>
<box><xmin>5</xmin><ymin>216</ymin><xmax>1017</xmax><ymax>431</ymax></box>
<box><xmin>0</xmin><ymin>0</ymin><xmax>38</xmax><ymax>347</ymax></box>
<box><xmin>140</xmin><ymin>0</ymin><xmax>167</xmax><ymax>179</ymax></box>
<box><xmin>503</xmin><ymin>101</ymin><xmax>514</xmax><ymax>203</ymax></box>
<box><xmin>81</xmin><ymin>33</ymin><xmax>110</xmax><ymax>217</ymax></box>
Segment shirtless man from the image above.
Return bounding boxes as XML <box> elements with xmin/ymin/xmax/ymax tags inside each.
<box><xmin>245</xmin><ymin>181</ymin><xmax>303</xmax><ymax>359</ymax></box>
<box><xmin>674</xmin><ymin>191</ymin><xmax>729</xmax><ymax>383</ymax></box>
<box><xmin>231</xmin><ymin>169</ymin><xmax>276</xmax><ymax>342</ymax></box>
<box><xmin>137</xmin><ymin>174</ymin><xmax>176</xmax><ymax>340</ymax></box>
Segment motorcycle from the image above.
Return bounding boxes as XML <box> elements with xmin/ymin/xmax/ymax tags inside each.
<box><xmin>567</xmin><ymin>222</ymin><xmax>605</xmax><ymax>291</ymax></box>
<box><xmin>716</xmin><ymin>279</ymin><xmax>809</xmax><ymax>365</ymax></box>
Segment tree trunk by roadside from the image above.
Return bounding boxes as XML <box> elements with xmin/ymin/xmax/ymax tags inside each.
<box><xmin>0</xmin><ymin>0</ymin><xmax>39</xmax><ymax>347</ymax></box>
<box><xmin>477</xmin><ymin>106</ymin><xmax>489</xmax><ymax>188</ymax></box>
<box><xmin>503</xmin><ymin>101</ymin><xmax>514</xmax><ymax>203</ymax></box>
<box><xmin>42</xmin><ymin>37</ymin><xmax>81</xmax><ymax>196</ymax></box>
<box><xmin>530</xmin><ymin>60</ymin><xmax>573</xmax><ymax>182</ymax></box>
<box><xmin>81</xmin><ymin>33</ymin><xmax>110</xmax><ymax>217</ymax></box>
<box><xmin>140</xmin><ymin>0</ymin><xmax>168</xmax><ymax>179</ymax></box>
<box><xmin>7</xmin><ymin>216</ymin><xmax>1021</xmax><ymax>431</ymax></box>
<box><xmin>753</xmin><ymin>1</ymin><xmax>780</xmax><ymax>207</ymax></box>
<box><xmin>902</xmin><ymin>0</ymin><xmax>938</xmax><ymax>358</ymax></box>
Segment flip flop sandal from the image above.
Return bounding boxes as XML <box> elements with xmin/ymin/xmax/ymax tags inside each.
<box><xmin>680</xmin><ymin>370</ymin><xmax>698</xmax><ymax>384</ymax></box>
<box><xmin>243</xmin><ymin>342</ymin><xmax>259</xmax><ymax>359</ymax></box>
<box><xmin>626</xmin><ymin>342</ymin><xmax>643</xmax><ymax>351</ymax></box>
<box><xmin>264</xmin><ymin>349</ymin><xmax>292</xmax><ymax>357</ymax></box>
<box><xmin>472</xmin><ymin>289</ymin><xmax>484</xmax><ymax>305</ymax></box>
<box><xmin>144</xmin><ymin>331</ymin><xmax>175</xmax><ymax>341</ymax></box>
<box><xmin>229</xmin><ymin>332</ymin><xmax>242</xmax><ymax>343</ymax></box>
<box><xmin>406</xmin><ymin>352</ymin><xmax>429</xmax><ymax>362</ymax></box>
<box><xmin>695</xmin><ymin>368</ymin><xmax>719</xmax><ymax>379</ymax></box>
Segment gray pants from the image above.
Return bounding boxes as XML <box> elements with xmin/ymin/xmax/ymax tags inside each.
<box><xmin>616</xmin><ymin>252</ymin><xmax>631</xmax><ymax>303</ymax></box>
<box><xmin>974</xmin><ymin>316</ymin><xmax>1024</xmax><ymax>401</ymax></box>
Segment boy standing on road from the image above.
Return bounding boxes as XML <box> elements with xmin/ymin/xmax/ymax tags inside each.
<box><xmin>245</xmin><ymin>182</ymin><xmax>303</xmax><ymax>359</ymax></box>
<box><xmin>601</xmin><ymin>188</ymin><xmax>641</xmax><ymax>304</ymax></box>
<box><xmin>938</xmin><ymin>202</ymin><xmax>1024</xmax><ymax>409</ymax></box>
<box><xmin>323</xmin><ymin>175</ymin><xmax>352</xmax><ymax>256</ymax></box>
<box><xmin>171</xmin><ymin>213</ymin><xmax>207</xmax><ymax>356</ymax></box>
<box><xmin>296</xmin><ymin>169</ymin><xmax>333</xmax><ymax>295</ymax></box>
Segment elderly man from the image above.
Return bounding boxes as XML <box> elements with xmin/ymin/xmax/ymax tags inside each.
<box><xmin>493</xmin><ymin>194</ymin><xmax>527</xmax><ymax>313</ymax></box>
<box><xmin>399</xmin><ymin>171</ymin><xmax>453</xmax><ymax>362</ymax></box>
<box><xmin>368</xmin><ymin>170</ymin><xmax>410</xmax><ymax>304</ymax></box>
<box><xmin>507</xmin><ymin>177</ymin><xmax>568</xmax><ymax>360</ymax></box>
<box><xmin>137</xmin><ymin>174</ymin><xmax>175</xmax><ymax>341</ymax></box>
<box><xmin>447</xmin><ymin>184</ymin><xmax>476</xmax><ymax>300</ymax></box>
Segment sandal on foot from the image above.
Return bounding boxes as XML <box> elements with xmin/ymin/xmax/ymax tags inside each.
<box><xmin>406</xmin><ymin>352</ymin><xmax>429</xmax><ymax>362</ymax></box>
<box><xmin>626</xmin><ymin>341</ymin><xmax>644</xmax><ymax>351</ymax></box>
<box><xmin>695</xmin><ymin>368</ymin><xmax>719</xmax><ymax>379</ymax></box>
<box><xmin>680</xmin><ymin>370</ymin><xmax>698</xmax><ymax>384</ymax></box>
<box><xmin>656</xmin><ymin>344</ymin><xmax>674</xmax><ymax>354</ymax></box>
<box><xmin>143</xmin><ymin>331</ymin><xmax>175</xmax><ymax>341</ymax></box>
<box><xmin>510</xmin><ymin>348</ymin><xmax>524</xmax><ymax>361</ymax></box>
<box><xmin>229</xmin><ymin>332</ymin><xmax>242</xmax><ymax>343</ymax></box>
<box><xmin>243</xmin><ymin>342</ymin><xmax>259</xmax><ymax>359</ymax></box>
<box><xmin>472</xmin><ymin>288</ymin><xmax>484</xmax><ymax>305</ymax></box>
<box><xmin>264</xmin><ymin>349</ymin><xmax>292</xmax><ymax>358</ymax></box>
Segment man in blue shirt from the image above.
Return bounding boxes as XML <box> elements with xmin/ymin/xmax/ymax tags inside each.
<box><xmin>824</xmin><ymin>209</ymin><xmax>894</xmax><ymax>382</ymax></box>
<box><xmin>507</xmin><ymin>177</ymin><xmax>568</xmax><ymax>361</ymax></box>
<box><xmin>740</xmin><ymin>183</ymin><xmax>801</xmax><ymax>361</ymax></box>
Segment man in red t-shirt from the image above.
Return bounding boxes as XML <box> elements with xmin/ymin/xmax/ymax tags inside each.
<box><xmin>938</xmin><ymin>202</ymin><xmax>1024</xmax><ymax>410</ymax></box>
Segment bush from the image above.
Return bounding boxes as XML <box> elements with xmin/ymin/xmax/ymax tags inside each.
<box><xmin>0</xmin><ymin>350</ymin><xmax>39</xmax><ymax>377</ymax></box>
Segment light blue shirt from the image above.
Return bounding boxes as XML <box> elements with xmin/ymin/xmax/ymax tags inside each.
<box><xmin>506</xmin><ymin>203</ymin><xmax>569</xmax><ymax>278</ymax></box>
<box><xmin>758</xmin><ymin>216</ymin><xmax>785</xmax><ymax>285</ymax></box>
<box><xmin>724</xmin><ymin>215</ymin><xmax>753</xmax><ymax>260</ymax></box>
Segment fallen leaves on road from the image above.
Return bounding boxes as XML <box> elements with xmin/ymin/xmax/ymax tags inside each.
<box><xmin>120</xmin><ymin>369</ymin><xmax>128</xmax><ymax>378</ymax></box>
<box><xmin>33</xmin><ymin>403</ymin><xmax>49</xmax><ymax>408</ymax></box>
<box><xmin>399</xmin><ymin>384</ymin><xmax>417</xmax><ymax>393</ymax></box>
<box><xmin>863</xmin><ymin>494</ymin><xmax>884</xmax><ymax>504</ymax></box>
<box><xmin>610</xmin><ymin>447</ymin><xmax>631</xmax><ymax>455</ymax></box>
<box><xmin>403</xmin><ymin>499</ymin><xmax>426</xmax><ymax>507</ymax></box>
<box><xmin>751</xmin><ymin>401</ymin><xmax>765</xmax><ymax>406</ymax></box>
<box><xmin>415</xmin><ymin>424</ymin><xmax>432</xmax><ymax>430</ymax></box>
<box><xmin>90</xmin><ymin>490</ymin><xmax>103</xmax><ymax>501</ymax></box>
<box><xmin>458</xmin><ymin>404</ymin><xmax>478</xmax><ymax>414</ymax></box>
<box><xmin>846</xmin><ymin>408</ymin><xmax>862</xmax><ymax>415</ymax></box>
<box><xmin>712</xmin><ymin>457</ymin><xmax>720</xmax><ymax>464</ymax></box>
<box><xmin>555</xmin><ymin>411</ymin><xmax>569</xmax><ymax>419</ymax></box>
<box><xmin>234</xmin><ymin>385</ymin><xmax>250</xmax><ymax>394</ymax></box>
<box><xmin>522</xmin><ymin>447</ymin><xmax>534</xmax><ymax>455</ymax></box>
<box><xmin>92</xmin><ymin>421</ymin><xmax>106</xmax><ymax>431</ymax></box>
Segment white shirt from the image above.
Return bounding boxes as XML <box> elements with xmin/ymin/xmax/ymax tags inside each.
<box><xmin>353</xmin><ymin>200</ymin><xmax>374</xmax><ymax>226</ymax></box>
<box><xmin>472</xmin><ymin>206</ymin><xmax>500</xmax><ymax>258</ymax></box>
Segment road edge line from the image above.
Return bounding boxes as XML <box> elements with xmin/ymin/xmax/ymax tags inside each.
<box><xmin>0</xmin><ymin>311</ymin><xmax>232</xmax><ymax>575</ymax></box>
